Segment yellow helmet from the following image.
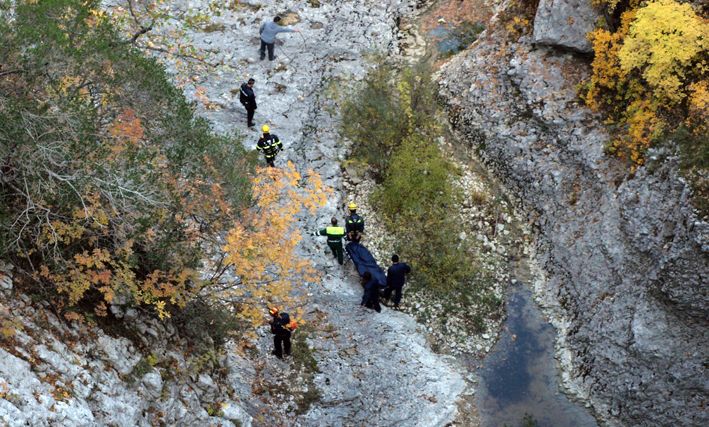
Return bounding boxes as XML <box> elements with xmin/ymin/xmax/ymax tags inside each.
<box><xmin>348</xmin><ymin>201</ymin><xmax>357</xmax><ymax>210</ymax></box>
<box><xmin>262</xmin><ymin>124</ymin><xmax>270</xmax><ymax>133</ymax></box>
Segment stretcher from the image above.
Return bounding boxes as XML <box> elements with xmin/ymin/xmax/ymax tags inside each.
<box><xmin>345</xmin><ymin>242</ymin><xmax>387</xmax><ymax>287</ymax></box>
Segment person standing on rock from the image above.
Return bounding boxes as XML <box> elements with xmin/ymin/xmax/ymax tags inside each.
<box><xmin>345</xmin><ymin>201</ymin><xmax>364</xmax><ymax>241</ymax></box>
<box><xmin>312</xmin><ymin>217</ymin><xmax>346</xmax><ymax>265</ymax></box>
<box><xmin>269</xmin><ymin>307</ymin><xmax>292</xmax><ymax>359</ymax></box>
<box><xmin>259</xmin><ymin>16</ymin><xmax>300</xmax><ymax>61</ymax></box>
<box><xmin>239</xmin><ymin>78</ymin><xmax>257</xmax><ymax>128</ymax></box>
<box><xmin>256</xmin><ymin>124</ymin><xmax>283</xmax><ymax>167</ymax></box>
<box><xmin>360</xmin><ymin>271</ymin><xmax>381</xmax><ymax>313</ymax></box>
<box><xmin>383</xmin><ymin>254</ymin><xmax>411</xmax><ymax>309</ymax></box>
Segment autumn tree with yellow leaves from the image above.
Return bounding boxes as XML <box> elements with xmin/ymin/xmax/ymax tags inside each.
<box><xmin>582</xmin><ymin>0</ymin><xmax>708</xmax><ymax>169</ymax></box>
<box><xmin>218</xmin><ymin>163</ymin><xmax>329</xmax><ymax>328</ymax></box>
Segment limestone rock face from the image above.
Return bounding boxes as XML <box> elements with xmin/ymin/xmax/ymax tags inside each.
<box><xmin>532</xmin><ymin>0</ymin><xmax>600</xmax><ymax>53</ymax></box>
<box><xmin>439</xmin><ymin>10</ymin><xmax>708</xmax><ymax>427</ymax></box>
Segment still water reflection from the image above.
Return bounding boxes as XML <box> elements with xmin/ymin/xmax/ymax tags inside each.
<box><xmin>477</xmin><ymin>284</ymin><xmax>598</xmax><ymax>427</ymax></box>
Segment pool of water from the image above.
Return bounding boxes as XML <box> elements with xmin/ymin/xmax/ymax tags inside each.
<box><xmin>477</xmin><ymin>283</ymin><xmax>598</xmax><ymax>427</ymax></box>
<box><xmin>428</xmin><ymin>22</ymin><xmax>484</xmax><ymax>55</ymax></box>
<box><xmin>429</xmin><ymin>25</ymin><xmax>461</xmax><ymax>54</ymax></box>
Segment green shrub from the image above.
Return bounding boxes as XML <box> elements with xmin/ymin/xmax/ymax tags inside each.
<box><xmin>342</xmin><ymin>62</ymin><xmax>478</xmax><ymax>291</ymax></box>
<box><xmin>174</xmin><ymin>299</ymin><xmax>243</xmax><ymax>352</ymax></box>
<box><xmin>663</xmin><ymin>126</ymin><xmax>709</xmax><ymax>217</ymax></box>
<box><xmin>340</xmin><ymin>61</ymin><xmax>439</xmax><ymax>180</ymax></box>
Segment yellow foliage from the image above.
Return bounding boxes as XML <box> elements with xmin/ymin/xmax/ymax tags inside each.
<box><xmin>109</xmin><ymin>108</ymin><xmax>144</xmax><ymax>156</ymax></box>
<box><xmin>618</xmin><ymin>0</ymin><xmax>709</xmax><ymax>104</ymax></box>
<box><xmin>609</xmin><ymin>100</ymin><xmax>666</xmax><ymax>170</ymax></box>
<box><xmin>0</xmin><ymin>320</ymin><xmax>17</xmax><ymax>340</ymax></box>
<box><xmin>0</xmin><ymin>304</ymin><xmax>22</xmax><ymax>341</ymax></box>
<box><xmin>584</xmin><ymin>11</ymin><xmax>636</xmax><ymax>113</ymax></box>
<box><xmin>506</xmin><ymin>16</ymin><xmax>530</xmax><ymax>38</ymax></box>
<box><xmin>222</xmin><ymin>162</ymin><xmax>329</xmax><ymax>327</ymax></box>
<box><xmin>592</xmin><ymin>0</ymin><xmax>642</xmax><ymax>13</ymax></box>
<box><xmin>687</xmin><ymin>81</ymin><xmax>709</xmax><ymax>133</ymax></box>
<box><xmin>583</xmin><ymin>0</ymin><xmax>708</xmax><ymax>168</ymax></box>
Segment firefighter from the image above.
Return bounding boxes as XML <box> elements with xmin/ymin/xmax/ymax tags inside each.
<box><xmin>382</xmin><ymin>254</ymin><xmax>412</xmax><ymax>309</ymax></box>
<box><xmin>268</xmin><ymin>307</ymin><xmax>296</xmax><ymax>359</ymax></box>
<box><xmin>345</xmin><ymin>201</ymin><xmax>364</xmax><ymax>240</ymax></box>
<box><xmin>312</xmin><ymin>217</ymin><xmax>346</xmax><ymax>265</ymax></box>
<box><xmin>239</xmin><ymin>78</ymin><xmax>257</xmax><ymax>128</ymax></box>
<box><xmin>256</xmin><ymin>125</ymin><xmax>283</xmax><ymax>167</ymax></box>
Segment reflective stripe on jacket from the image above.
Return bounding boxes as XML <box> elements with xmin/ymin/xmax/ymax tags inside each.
<box><xmin>257</xmin><ymin>133</ymin><xmax>283</xmax><ymax>158</ymax></box>
<box><xmin>240</xmin><ymin>83</ymin><xmax>256</xmax><ymax>107</ymax></box>
<box><xmin>345</xmin><ymin>213</ymin><xmax>364</xmax><ymax>233</ymax></box>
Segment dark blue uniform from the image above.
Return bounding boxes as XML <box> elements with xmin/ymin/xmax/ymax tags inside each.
<box><xmin>360</xmin><ymin>278</ymin><xmax>381</xmax><ymax>312</ymax></box>
<box><xmin>239</xmin><ymin>82</ymin><xmax>257</xmax><ymax>127</ymax></box>
<box><xmin>384</xmin><ymin>262</ymin><xmax>411</xmax><ymax>306</ymax></box>
<box><xmin>257</xmin><ymin>133</ymin><xmax>283</xmax><ymax>167</ymax></box>
<box><xmin>345</xmin><ymin>212</ymin><xmax>364</xmax><ymax>242</ymax></box>
<box><xmin>345</xmin><ymin>213</ymin><xmax>364</xmax><ymax>234</ymax></box>
<box><xmin>270</xmin><ymin>313</ymin><xmax>291</xmax><ymax>358</ymax></box>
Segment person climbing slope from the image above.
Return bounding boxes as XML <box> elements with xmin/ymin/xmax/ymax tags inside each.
<box><xmin>312</xmin><ymin>217</ymin><xmax>346</xmax><ymax>265</ymax></box>
<box><xmin>239</xmin><ymin>78</ymin><xmax>257</xmax><ymax>128</ymax></box>
<box><xmin>269</xmin><ymin>307</ymin><xmax>297</xmax><ymax>359</ymax></box>
<box><xmin>345</xmin><ymin>201</ymin><xmax>364</xmax><ymax>241</ymax></box>
<box><xmin>256</xmin><ymin>124</ymin><xmax>283</xmax><ymax>167</ymax></box>
<box><xmin>259</xmin><ymin>16</ymin><xmax>300</xmax><ymax>61</ymax></box>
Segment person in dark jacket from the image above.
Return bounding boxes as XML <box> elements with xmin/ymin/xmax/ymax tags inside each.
<box><xmin>383</xmin><ymin>254</ymin><xmax>411</xmax><ymax>309</ymax></box>
<box><xmin>360</xmin><ymin>271</ymin><xmax>381</xmax><ymax>313</ymax></box>
<box><xmin>239</xmin><ymin>78</ymin><xmax>257</xmax><ymax>127</ymax></box>
<box><xmin>259</xmin><ymin>16</ymin><xmax>300</xmax><ymax>61</ymax></box>
<box><xmin>269</xmin><ymin>307</ymin><xmax>291</xmax><ymax>359</ymax></box>
<box><xmin>256</xmin><ymin>124</ymin><xmax>283</xmax><ymax>167</ymax></box>
<box><xmin>345</xmin><ymin>201</ymin><xmax>364</xmax><ymax>241</ymax></box>
<box><xmin>312</xmin><ymin>217</ymin><xmax>346</xmax><ymax>265</ymax></box>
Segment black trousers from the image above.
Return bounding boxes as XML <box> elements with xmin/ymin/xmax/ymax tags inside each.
<box><xmin>327</xmin><ymin>241</ymin><xmax>344</xmax><ymax>265</ymax></box>
<box><xmin>273</xmin><ymin>333</ymin><xmax>291</xmax><ymax>358</ymax></box>
<box><xmin>264</xmin><ymin>155</ymin><xmax>276</xmax><ymax>167</ymax></box>
<box><xmin>364</xmin><ymin>298</ymin><xmax>381</xmax><ymax>313</ymax></box>
<box><xmin>260</xmin><ymin>39</ymin><xmax>275</xmax><ymax>60</ymax></box>
<box><xmin>246</xmin><ymin>106</ymin><xmax>255</xmax><ymax>126</ymax></box>
<box><xmin>384</xmin><ymin>285</ymin><xmax>403</xmax><ymax>306</ymax></box>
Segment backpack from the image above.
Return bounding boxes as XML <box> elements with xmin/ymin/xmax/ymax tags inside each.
<box><xmin>279</xmin><ymin>312</ymin><xmax>290</xmax><ymax>324</ymax></box>
<box><xmin>279</xmin><ymin>312</ymin><xmax>298</xmax><ymax>331</ymax></box>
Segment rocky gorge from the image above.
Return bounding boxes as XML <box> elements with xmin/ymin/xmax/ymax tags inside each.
<box><xmin>1</xmin><ymin>0</ymin><xmax>707</xmax><ymax>426</ymax></box>
<box><xmin>438</xmin><ymin>0</ymin><xmax>708</xmax><ymax>425</ymax></box>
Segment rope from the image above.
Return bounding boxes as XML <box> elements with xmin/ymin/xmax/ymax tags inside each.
<box><xmin>276</xmin><ymin>32</ymin><xmax>308</xmax><ymax>63</ymax></box>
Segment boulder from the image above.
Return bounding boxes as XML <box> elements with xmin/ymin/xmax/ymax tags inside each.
<box><xmin>532</xmin><ymin>0</ymin><xmax>600</xmax><ymax>53</ymax></box>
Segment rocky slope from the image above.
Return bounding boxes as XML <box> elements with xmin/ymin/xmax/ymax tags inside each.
<box><xmin>438</xmin><ymin>1</ymin><xmax>708</xmax><ymax>425</ymax></box>
<box><xmin>180</xmin><ymin>0</ymin><xmax>467</xmax><ymax>423</ymax></box>
<box><xmin>1</xmin><ymin>1</ymin><xmax>468</xmax><ymax>426</ymax></box>
<box><xmin>0</xmin><ymin>263</ymin><xmax>253</xmax><ymax>426</ymax></box>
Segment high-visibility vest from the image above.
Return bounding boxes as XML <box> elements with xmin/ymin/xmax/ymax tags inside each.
<box><xmin>325</xmin><ymin>226</ymin><xmax>345</xmax><ymax>243</ymax></box>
